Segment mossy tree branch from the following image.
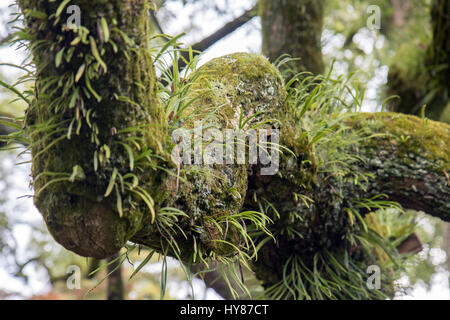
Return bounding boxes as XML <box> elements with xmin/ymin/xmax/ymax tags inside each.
<box><xmin>350</xmin><ymin>113</ymin><xmax>449</xmax><ymax>220</ymax></box>
<box><xmin>243</xmin><ymin>111</ymin><xmax>449</xmax><ymax>290</ymax></box>
<box><xmin>18</xmin><ymin>0</ymin><xmax>165</xmax><ymax>258</ymax></box>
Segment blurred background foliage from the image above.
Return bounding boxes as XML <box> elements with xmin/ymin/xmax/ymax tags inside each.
<box><xmin>0</xmin><ymin>0</ymin><xmax>448</xmax><ymax>299</ymax></box>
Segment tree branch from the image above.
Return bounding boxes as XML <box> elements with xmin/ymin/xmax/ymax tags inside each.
<box><xmin>160</xmin><ymin>4</ymin><xmax>257</xmax><ymax>86</ymax></box>
<box><xmin>351</xmin><ymin>113</ymin><xmax>449</xmax><ymax>220</ymax></box>
<box><xmin>14</xmin><ymin>0</ymin><xmax>450</xmax><ymax>298</ymax></box>
<box><xmin>17</xmin><ymin>0</ymin><xmax>165</xmax><ymax>258</ymax></box>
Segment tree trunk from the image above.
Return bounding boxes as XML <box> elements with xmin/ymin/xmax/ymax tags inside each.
<box><xmin>388</xmin><ymin>0</ymin><xmax>450</xmax><ymax>121</ymax></box>
<box><xmin>259</xmin><ymin>0</ymin><xmax>325</xmax><ymax>75</ymax></box>
<box><xmin>106</xmin><ymin>253</ymin><xmax>125</xmax><ymax>300</ymax></box>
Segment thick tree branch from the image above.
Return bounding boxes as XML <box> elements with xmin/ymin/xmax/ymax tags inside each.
<box><xmin>18</xmin><ymin>0</ymin><xmax>165</xmax><ymax>258</ymax></box>
<box><xmin>148</xmin><ymin>55</ymin><xmax>450</xmax><ymax>293</ymax></box>
<box><xmin>350</xmin><ymin>113</ymin><xmax>449</xmax><ymax>220</ymax></box>
<box><xmin>246</xmin><ymin>112</ymin><xmax>448</xmax><ymax>291</ymax></box>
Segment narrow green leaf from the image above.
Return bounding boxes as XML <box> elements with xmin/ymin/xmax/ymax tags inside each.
<box><xmin>129</xmin><ymin>250</ymin><xmax>156</xmax><ymax>279</ymax></box>
<box><xmin>74</xmin><ymin>64</ymin><xmax>85</xmax><ymax>83</ymax></box>
<box><xmin>56</xmin><ymin>0</ymin><xmax>72</xmax><ymax>18</ymax></box>
<box><xmin>105</xmin><ymin>167</ymin><xmax>118</xmax><ymax>197</ymax></box>
<box><xmin>89</xmin><ymin>36</ymin><xmax>108</xmax><ymax>73</ymax></box>
<box><xmin>100</xmin><ymin>17</ymin><xmax>110</xmax><ymax>43</ymax></box>
<box><xmin>115</xmin><ymin>185</ymin><xmax>123</xmax><ymax>217</ymax></box>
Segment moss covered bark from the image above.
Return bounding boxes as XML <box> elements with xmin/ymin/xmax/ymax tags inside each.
<box><xmin>351</xmin><ymin>113</ymin><xmax>449</xmax><ymax>219</ymax></box>
<box><xmin>244</xmin><ymin>111</ymin><xmax>449</xmax><ymax>294</ymax></box>
<box><xmin>18</xmin><ymin>0</ymin><xmax>165</xmax><ymax>258</ymax></box>
<box><xmin>131</xmin><ymin>53</ymin><xmax>288</xmax><ymax>260</ymax></box>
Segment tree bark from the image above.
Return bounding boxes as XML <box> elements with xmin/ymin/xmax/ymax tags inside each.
<box><xmin>388</xmin><ymin>0</ymin><xmax>450</xmax><ymax>121</ymax></box>
<box><xmin>259</xmin><ymin>0</ymin><xmax>325</xmax><ymax>75</ymax></box>
<box><xmin>106</xmin><ymin>253</ymin><xmax>125</xmax><ymax>300</ymax></box>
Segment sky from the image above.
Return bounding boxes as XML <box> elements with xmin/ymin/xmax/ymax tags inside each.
<box><xmin>0</xmin><ymin>0</ymin><xmax>449</xmax><ymax>300</ymax></box>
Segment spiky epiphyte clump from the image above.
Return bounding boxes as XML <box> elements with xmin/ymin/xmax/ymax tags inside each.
<box><xmin>241</xmin><ymin>73</ymin><xmax>430</xmax><ymax>299</ymax></box>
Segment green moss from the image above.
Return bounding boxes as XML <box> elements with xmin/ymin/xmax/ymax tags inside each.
<box><xmin>125</xmin><ymin>53</ymin><xmax>291</xmax><ymax>262</ymax></box>
<box><xmin>155</xmin><ymin>53</ymin><xmax>288</xmax><ymax>257</ymax></box>
<box><xmin>182</xmin><ymin>53</ymin><xmax>287</xmax><ymax>129</ymax></box>
<box><xmin>19</xmin><ymin>0</ymin><xmax>165</xmax><ymax>258</ymax></box>
<box><xmin>352</xmin><ymin>112</ymin><xmax>450</xmax><ymax>170</ymax></box>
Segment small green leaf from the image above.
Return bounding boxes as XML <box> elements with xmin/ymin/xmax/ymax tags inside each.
<box><xmin>84</xmin><ymin>69</ymin><xmax>102</xmax><ymax>102</ymax></box>
<box><xmin>102</xmin><ymin>144</ymin><xmax>111</xmax><ymax>159</ymax></box>
<box><xmin>89</xmin><ymin>36</ymin><xmax>107</xmax><ymax>73</ymax></box>
<box><xmin>129</xmin><ymin>250</ymin><xmax>155</xmax><ymax>279</ymax></box>
<box><xmin>105</xmin><ymin>167</ymin><xmax>118</xmax><ymax>197</ymax></box>
<box><xmin>56</xmin><ymin>0</ymin><xmax>72</xmax><ymax>18</ymax></box>
<box><xmin>70</xmin><ymin>37</ymin><xmax>81</xmax><ymax>46</ymax></box>
<box><xmin>55</xmin><ymin>48</ymin><xmax>65</xmax><ymax>68</ymax></box>
<box><xmin>25</xmin><ymin>10</ymin><xmax>47</xmax><ymax>20</ymax></box>
<box><xmin>115</xmin><ymin>186</ymin><xmax>123</xmax><ymax>217</ymax></box>
<box><xmin>69</xmin><ymin>87</ymin><xmax>79</xmax><ymax>109</ymax></box>
<box><xmin>101</xmin><ymin>17</ymin><xmax>110</xmax><ymax>43</ymax></box>
<box><xmin>74</xmin><ymin>64</ymin><xmax>85</xmax><ymax>83</ymax></box>
<box><xmin>94</xmin><ymin>151</ymin><xmax>99</xmax><ymax>172</ymax></box>
<box><xmin>67</xmin><ymin>118</ymin><xmax>75</xmax><ymax>139</ymax></box>
<box><xmin>118</xmin><ymin>142</ymin><xmax>134</xmax><ymax>171</ymax></box>
<box><xmin>69</xmin><ymin>165</ymin><xmax>86</xmax><ymax>182</ymax></box>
